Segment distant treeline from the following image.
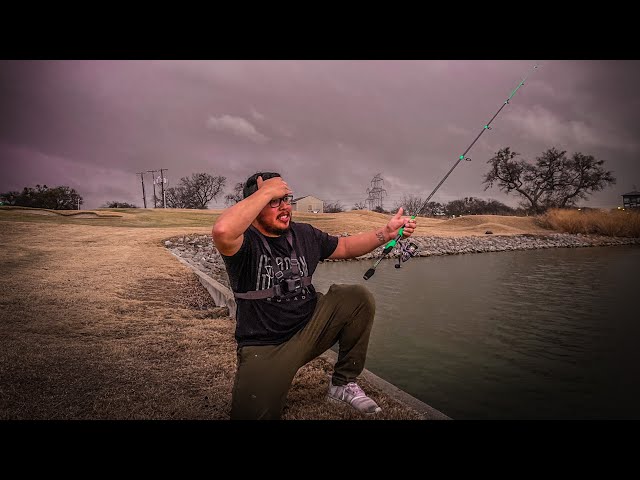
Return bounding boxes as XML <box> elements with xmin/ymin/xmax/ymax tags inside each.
<box><xmin>0</xmin><ymin>185</ymin><xmax>82</xmax><ymax>210</ymax></box>
<box><xmin>3</xmin><ymin>145</ymin><xmax>618</xmax><ymax>214</ymax></box>
<box><xmin>342</xmin><ymin>196</ymin><xmax>526</xmax><ymax>216</ymax></box>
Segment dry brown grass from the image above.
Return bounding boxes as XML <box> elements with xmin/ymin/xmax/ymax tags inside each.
<box><xmin>292</xmin><ymin>211</ymin><xmax>553</xmax><ymax>237</ymax></box>
<box><xmin>0</xmin><ymin>207</ymin><xmax>562</xmax><ymax>420</ymax></box>
<box><xmin>0</xmin><ymin>221</ymin><xmax>236</xmax><ymax>419</ymax></box>
<box><xmin>0</xmin><ymin>210</ymin><xmax>433</xmax><ymax>420</ymax></box>
<box><xmin>537</xmin><ymin>208</ymin><xmax>640</xmax><ymax>237</ymax></box>
<box><xmin>0</xmin><ymin>206</ymin><xmax>554</xmax><ymax>236</ymax></box>
<box><xmin>1</xmin><ymin>205</ymin><xmax>124</xmax><ymax>217</ymax></box>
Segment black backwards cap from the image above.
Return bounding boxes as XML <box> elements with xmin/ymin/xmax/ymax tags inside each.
<box><xmin>242</xmin><ymin>172</ymin><xmax>281</xmax><ymax>199</ymax></box>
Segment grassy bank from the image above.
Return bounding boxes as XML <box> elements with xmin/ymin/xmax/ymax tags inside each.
<box><xmin>0</xmin><ymin>213</ymin><xmax>425</xmax><ymax>420</ymax></box>
<box><xmin>537</xmin><ymin>208</ymin><xmax>640</xmax><ymax>237</ymax></box>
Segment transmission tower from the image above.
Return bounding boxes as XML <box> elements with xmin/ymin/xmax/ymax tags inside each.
<box><xmin>365</xmin><ymin>173</ymin><xmax>387</xmax><ymax>210</ymax></box>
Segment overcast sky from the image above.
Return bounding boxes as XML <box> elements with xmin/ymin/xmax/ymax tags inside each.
<box><xmin>1</xmin><ymin>60</ymin><xmax>639</xmax><ymax>210</ymax></box>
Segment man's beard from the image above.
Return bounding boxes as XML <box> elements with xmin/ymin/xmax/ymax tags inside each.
<box><xmin>262</xmin><ymin>222</ymin><xmax>290</xmax><ymax>236</ymax></box>
<box><xmin>257</xmin><ymin>211</ymin><xmax>292</xmax><ymax>236</ymax></box>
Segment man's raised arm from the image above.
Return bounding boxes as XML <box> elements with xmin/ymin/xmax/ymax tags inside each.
<box><xmin>212</xmin><ymin>176</ymin><xmax>291</xmax><ymax>256</ymax></box>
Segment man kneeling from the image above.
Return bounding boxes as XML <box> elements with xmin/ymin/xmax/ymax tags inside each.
<box><xmin>212</xmin><ymin>172</ymin><xmax>417</xmax><ymax>420</ymax></box>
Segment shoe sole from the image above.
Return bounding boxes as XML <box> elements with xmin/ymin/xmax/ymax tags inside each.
<box><xmin>327</xmin><ymin>395</ymin><xmax>382</xmax><ymax>415</ymax></box>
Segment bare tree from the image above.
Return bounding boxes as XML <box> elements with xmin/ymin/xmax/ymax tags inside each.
<box><xmin>420</xmin><ymin>201</ymin><xmax>445</xmax><ymax>216</ymax></box>
<box><xmin>352</xmin><ymin>202</ymin><xmax>367</xmax><ymax>210</ymax></box>
<box><xmin>225</xmin><ymin>182</ymin><xmax>245</xmax><ymax>205</ymax></box>
<box><xmin>443</xmin><ymin>197</ymin><xmax>514</xmax><ymax>216</ymax></box>
<box><xmin>392</xmin><ymin>195</ymin><xmax>444</xmax><ymax>216</ymax></box>
<box><xmin>444</xmin><ymin>197</ymin><xmax>484</xmax><ymax>216</ymax></box>
<box><xmin>484</xmin><ymin>199</ymin><xmax>516</xmax><ymax>215</ymax></box>
<box><xmin>324</xmin><ymin>201</ymin><xmax>344</xmax><ymax>213</ymax></box>
<box><xmin>484</xmin><ymin>147</ymin><xmax>616</xmax><ymax>213</ymax></box>
<box><xmin>444</xmin><ymin>198</ymin><xmax>472</xmax><ymax>216</ymax></box>
<box><xmin>102</xmin><ymin>201</ymin><xmax>138</xmax><ymax>208</ymax></box>
<box><xmin>164</xmin><ymin>173</ymin><xmax>226</xmax><ymax>209</ymax></box>
<box><xmin>393</xmin><ymin>195</ymin><xmax>423</xmax><ymax>215</ymax></box>
<box><xmin>165</xmin><ymin>186</ymin><xmax>188</xmax><ymax>208</ymax></box>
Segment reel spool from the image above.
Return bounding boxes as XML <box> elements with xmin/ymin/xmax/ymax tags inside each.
<box><xmin>395</xmin><ymin>241</ymin><xmax>419</xmax><ymax>268</ymax></box>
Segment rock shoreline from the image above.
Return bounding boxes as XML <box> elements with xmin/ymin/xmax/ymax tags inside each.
<box><xmin>166</xmin><ymin>233</ymin><xmax>640</xmax><ymax>290</ymax></box>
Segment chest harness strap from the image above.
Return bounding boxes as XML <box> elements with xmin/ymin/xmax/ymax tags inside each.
<box><xmin>233</xmin><ymin>226</ymin><xmax>312</xmax><ymax>300</ymax></box>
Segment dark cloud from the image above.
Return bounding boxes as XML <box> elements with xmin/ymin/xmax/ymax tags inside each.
<box><xmin>1</xmin><ymin>60</ymin><xmax>639</xmax><ymax>209</ymax></box>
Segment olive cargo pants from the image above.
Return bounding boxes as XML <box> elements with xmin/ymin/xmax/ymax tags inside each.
<box><xmin>230</xmin><ymin>283</ymin><xmax>376</xmax><ymax>420</ymax></box>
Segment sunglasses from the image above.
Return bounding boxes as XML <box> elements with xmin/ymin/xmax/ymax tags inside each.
<box><xmin>269</xmin><ymin>195</ymin><xmax>294</xmax><ymax>208</ymax></box>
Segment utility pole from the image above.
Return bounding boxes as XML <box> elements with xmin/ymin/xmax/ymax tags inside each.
<box><xmin>159</xmin><ymin>168</ymin><xmax>168</xmax><ymax>208</ymax></box>
<box><xmin>136</xmin><ymin>172</ymin><xmax>147</xmax><ymax>208</ymax></box>
<box><xmin>147</xmin><ymin>170</ymin><xmax>158</xmax><ymax>208</ymax></box>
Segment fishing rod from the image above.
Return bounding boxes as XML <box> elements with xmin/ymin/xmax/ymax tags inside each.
<box><xmin>364</xmin><ymin>63</ymin><xmax>540</xmax><ymax>280</ymax></box>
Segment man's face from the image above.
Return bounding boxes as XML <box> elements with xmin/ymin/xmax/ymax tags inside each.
<box><xmin>255</xmin><ymin>194</ymin><xmax>293</xmax><ymax>236</ymax></box>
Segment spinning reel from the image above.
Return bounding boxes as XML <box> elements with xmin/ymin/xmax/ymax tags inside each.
<box><xmin>394</xmin><ymin>241</ymin><xmax>419</xmax><ymax>268</ymax></box>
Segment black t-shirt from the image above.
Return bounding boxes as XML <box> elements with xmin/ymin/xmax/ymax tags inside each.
<box><xmin>221</xmin><ymin>221</ymin><xmax>339</xmax><ymax>347</ymax></box>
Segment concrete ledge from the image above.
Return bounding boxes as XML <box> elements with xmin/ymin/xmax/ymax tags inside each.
<box><xmin>169</xmin><ymin>249</ymin><xmax>451</xmax><ymax>420</ymax></box>
<box><xmin>169</xmin><ymin>251</ymin><xmax>237</xmax><ymax>318</ymax></box>
<box><xmin>320</xmin><ymin>350</ymin><xmax>451</xmax><ymax>420</ymax></box>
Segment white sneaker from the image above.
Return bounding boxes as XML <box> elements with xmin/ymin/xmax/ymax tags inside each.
<box><xmin>327</xmin><ymin>380</ymin><xmax>382</xmax><ymax>414</ymax></box>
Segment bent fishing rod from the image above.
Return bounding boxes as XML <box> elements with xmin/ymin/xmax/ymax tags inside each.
<box><xmin>364</xmin><ymin>63</ymin><xmax>539</xmax><ymax>280</ymax></box>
